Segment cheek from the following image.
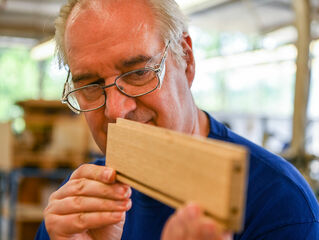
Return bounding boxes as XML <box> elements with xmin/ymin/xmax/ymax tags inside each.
<box><xmin>146</xmin><ymin>81</ymin><xmax>181</xmax><ymax>125</ymax></box>
<box><xmin>152</xmin><ymin>67</ymin><xmax>191</xmax><ymax>128</ymax></box>
<box><xmin>84</xmin><ymin>112</ymin><xmax>100</xmax><ymax>132</ymax></box>
<box><xmin>84</xmin><ymin>111</ymin><xmax>107</xmax><ymax>152</ymax></box>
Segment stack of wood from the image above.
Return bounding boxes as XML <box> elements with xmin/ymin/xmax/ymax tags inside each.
<box><xmin>13</xmin><ymin>100</ymin><xmax>95</xmax><ymax>169</ymax></box>
<box><xmin>0</xmin><ymin>100</ymin><xmax>102</xmax><ymax>240</ymax></box>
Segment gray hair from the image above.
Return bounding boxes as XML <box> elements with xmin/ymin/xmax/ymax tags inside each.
<box><xmin>55</xmin><ymin>0</ymin><xmax>189</xmax><ymax>68</ymax></box>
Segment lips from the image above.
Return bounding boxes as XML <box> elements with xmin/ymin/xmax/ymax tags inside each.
<box><xmin>145</xmin><ymin>119</ymin><xmax>155</xmax><ymax>126</ymax></box>
<box><xmin>105</xmin><ymin>118</ymin><xmax>155</xmax><ymax>127</ymax></box>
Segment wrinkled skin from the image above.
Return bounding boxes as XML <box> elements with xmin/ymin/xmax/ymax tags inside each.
<box><xmin>44</xmin><ymin>165</ymin><xmax>131</xmax><ymax>240</ymax></box>
<box><xmin>44</xmin><ymin>0</ymin><xmax>230</xmax><ymax>239</ymax></box>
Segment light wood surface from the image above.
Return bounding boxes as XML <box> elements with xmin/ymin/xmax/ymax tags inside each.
<box><xmin>0</xmin><ymin>122</ymin><xmax>12</xmax><ymax>171</ymax></box>
<box><xmin>106</xmin><ymin>119</ymin><xmax>248</xmax><ymax>231</ymax></box>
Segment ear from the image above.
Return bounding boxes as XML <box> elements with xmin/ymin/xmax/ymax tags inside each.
<box><xmin>181</xmin><ymin>33</ymin><xmax>195</xmax><ymax>88</ymax></box>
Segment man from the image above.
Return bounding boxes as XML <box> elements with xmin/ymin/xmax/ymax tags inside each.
<box><xmin>36</xmin><ymin>0</ymin><xmax>319</xmax><ymax>239</ymax></box>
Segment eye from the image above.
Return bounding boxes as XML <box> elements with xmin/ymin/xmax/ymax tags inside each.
<box><xmin>74</xmin><ymin>78</ymin><xmax>105</xmax><ymax>89</ymax></box>
<box><xmin>88</xmin><ymin>78</ymin><xmax>105</xmax><ymax>86</ymax></box>
<box><xmin>134</xmin><ymin>70</ymin><xmax>148</xmax><ymax>76</ymax></box>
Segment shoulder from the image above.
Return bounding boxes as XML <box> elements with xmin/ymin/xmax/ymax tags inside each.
<box><xmin>241</xmin><ymin>151</ymin><xmax>319</xmax><ymax>238</ymax></box>
<box><xmin>206</xmin><ymin>114</ymin><xmax>319</xmax><ymax>238</ymax></box>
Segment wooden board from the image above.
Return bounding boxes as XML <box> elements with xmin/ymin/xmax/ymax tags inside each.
<box><xmin>0</xmin><ymin>122</ymin><xmax>12</xmax><ymax>171</ymax></box>
<box><xmin>106</xmin><ymin>119</ymin><xmax>248</xmax><ymax>231</ymax></box>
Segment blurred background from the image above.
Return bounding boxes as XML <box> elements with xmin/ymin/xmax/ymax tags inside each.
<box><xmin>0</xmin><ymin>0</ymin><xmax>318</xmax><ymax>239</ymax></box>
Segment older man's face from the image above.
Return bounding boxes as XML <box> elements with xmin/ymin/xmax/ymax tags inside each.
<box><xmin>64</xmin><ymin>0</ymin><xmax>195</xmax><ymax>154</ymax></box>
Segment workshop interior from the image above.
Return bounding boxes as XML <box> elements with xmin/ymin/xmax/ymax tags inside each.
<box><xmin>0</xmin><ymin>0</ymin><xmax>319</xmax><ymax>239</ymax></box>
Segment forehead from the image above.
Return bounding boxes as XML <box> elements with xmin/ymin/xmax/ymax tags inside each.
<box><xmin>65</xmin><ymin>0</ymin><xmax>160</xmax><ymax>63</ymax></box>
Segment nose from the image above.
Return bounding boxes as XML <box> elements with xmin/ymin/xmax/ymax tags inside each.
<box><xmin>104</xmin><ymin>87</ymin><xmax>137</xmax><ymax>122</ymax></box>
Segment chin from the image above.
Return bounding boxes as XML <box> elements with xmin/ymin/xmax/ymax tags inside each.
<box><xmin>100</xmin><ymin>145</ymin><xmax>107</xmax><ymax>155</ymax></box>
<box><xmin>93</xmin><ymin>133</ymin><xmax>107</xmax><ymax>155</ymax></box>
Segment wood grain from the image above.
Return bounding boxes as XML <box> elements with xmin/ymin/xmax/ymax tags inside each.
<box><xmin>106</xmin><ymin>119</ymin><xmax>248</xmax><ymax>231</ymax></box>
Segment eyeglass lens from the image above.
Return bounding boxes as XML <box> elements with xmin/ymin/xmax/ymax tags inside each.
<box><xmin>67</xmin><ymin>69</ymin><xmax>159</xmax><ymax>111</ymax></box>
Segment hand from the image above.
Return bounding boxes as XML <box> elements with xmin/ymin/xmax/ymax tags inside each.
<box><xmin>161</xmin><ymin>204</ymin><xmax>232</xmax><ymax>240</ymax></box>
<box><xmin>44</xmin><ymin>164</ymin><xmax>132</xmax><ymax>240</ymax></box>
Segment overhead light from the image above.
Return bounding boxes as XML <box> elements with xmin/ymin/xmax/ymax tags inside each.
<box><xmin>176</xmin><ymin>0</ymin><xmax>234</xmax><ymax>15</ymax></box>
<box><xmin>30</xmin><ymin>38</ymin><xmax>55</xmax><ymax>61</ymax></box>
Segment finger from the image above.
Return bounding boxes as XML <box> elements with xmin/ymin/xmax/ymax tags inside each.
<box><xmin>50</xmin><ymin>179</ymin><xmax>131</xmax><ymax>201</ymax></box>
<box><xmin>45</xmin><ymin>211</ymin><xmax>125</xmax><ymax>236</ymax></box>
<box><xmin>46</xmin><ymin>196</ymin><xmax>132</xmax><ymax>215</ymax></box>
<box><xmin>188</xmin><ymin>214</ymin><xmax>227</xmax><ymax>240</ymax></box>
<box><xmin>223</xmin><ymin>233</ymin><xmax>233</xmax><ymax>240</ymax></box>
<box><xmin>173</xmin><ymin>204</ymin><xmax>227</xmax><ymax>240</ymax></box>
<box><xmin>197</xmin><ymin>218</ymin><xmax>220</xmax><ymax>240</ymax></box>
<box><xmin>161</xmin><ymin>209</ymin><xmax>188</xmax><ymax>240</ymax></box>
<box><xmin>177</xmin><ymin>203</ymin><xmax>202</xmax><ymax>237</ymax></box>
<box><xmin>70</xmin><ymin>164</ymin><xmax>116</xmax><ymax>184</ymax></box>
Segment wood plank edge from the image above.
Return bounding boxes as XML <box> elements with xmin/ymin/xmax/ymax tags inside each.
<box><xmin>116</xmin><ymin>173</ymin><xmax>230</xmax><ymax>231</ymax></box>
<box><xmin>114</xmin><ymin>120</ymin><xmax>247</xmax><ymax>160</ymax></box>
<box><xmin>227</xmin><ymin>153</ymin><xmax>249</xmax><ymax>232</ymax></box>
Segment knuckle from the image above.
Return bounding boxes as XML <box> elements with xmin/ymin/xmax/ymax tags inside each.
<box><xmin>75</xmin><ymin>213</ymin><xmax>88</xmax><ymax>230</ymax></box>
<box><xmin>101</xmin><ymin>185</ymin><xmax>112</xmax><ymax>197</ymax></box>
<box><xmin>44</xmin><ymin>198</ymin><xmax>57</xmax><ymax>215</ymax></box>
<box><xmin>44</xmin><ymin>214</ymin><xmax>58</xmax><ymax>233</ymax></box>
<box><xmin>72</xmin><ymin>178</ymin><xmax>86</xmax><ymax>194</ymax></box>
<box><xmin>70</xmin><ymin>164</ymin><xmax>87</xmax><ymax>179</ymax></box>
<box><xmin>77</xmin><ymin>164</ymin><xmax>87</xmax><ymax>173</ymax></box>
<box><xmin>48</xmin><ymin>190</ymin><xmax>58</xmax><ymax>202</ymax></box>
<box><xmin>72</xmin><ymin>196</ymin><xmax>83</xmax><ymax>210</ymax></box>
<box><xmin>44</xmin><ymin>204</ymin><xmax>52</xmax><ymax>215</ymax></box>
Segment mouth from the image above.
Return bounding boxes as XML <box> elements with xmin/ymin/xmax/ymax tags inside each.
<box><xmin>144</xmin><ymin>119</ymin><xmax>155</xmax><ymax>126</ymax></box>
<box><xmin>105</xmin><ymin>118</ymin><xmax>155</xmax><ymax>127</ymax></box>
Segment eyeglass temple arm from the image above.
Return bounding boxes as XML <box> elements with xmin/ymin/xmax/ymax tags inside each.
<box><xmin>159</xmin><ymin>40</ymin><xmax>170</xmax><ymax>70</ymax></box>
<box><xmin>61</xmin><ymin>70</ymin><xmax>71</xmax><ymax>101</ymax></box>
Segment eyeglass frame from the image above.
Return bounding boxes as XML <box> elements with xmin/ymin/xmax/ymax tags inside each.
<box><xmin>61</xmin><ymin>40</ymin><xmax>171</xmax><ymax>114</ymax></box>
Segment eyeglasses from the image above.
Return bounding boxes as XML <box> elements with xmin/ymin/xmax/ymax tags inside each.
<box><xmin>61</xmin><ymin>41</ymin><xmax>170</xmax><ymax>114</ymax></box>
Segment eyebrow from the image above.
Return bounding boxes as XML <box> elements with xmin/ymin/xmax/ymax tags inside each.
<box><xmin>72</xmin><ymin>73</ymin><xmax>101</xmax><ymax>83</ymax></box>
<box><xmin>71</xmin><ymin>55</ymin><xmax>153</xmax><ymax>83</ymax></box>
<box><xmin>121</xmin><ymin>55</ymin><xmax>152</xmax><ymax>68</ymax></box>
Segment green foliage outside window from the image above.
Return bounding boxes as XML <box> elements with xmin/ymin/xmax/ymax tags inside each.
<box><xmin>0</xmin><ymin>47</ymin><xmax>66</xmax><ymax>125</ymax></box>
<box><xmin>0</xmin><ymin>31</ymin><xmax>318</xmax><ymax>125</ymax></box>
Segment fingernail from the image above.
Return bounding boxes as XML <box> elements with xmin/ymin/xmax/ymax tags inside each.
<box><xmin>116</xmin><ymin>186</ymin><xmax>131</xmax><ymax>197</ymax></box>
<box><xmin>126</xmin><ymin>199</ymin><xmax>132</xmax><ymax>208</ymax></box>
<box><xmin>124</xmin><ymin>187</ymin><xmax>132</xmax><ymax>198</ymax></box>
<box><xmin>115</xmin><ymin>186</ymin><xmax>126</xmax><ymax>195</ymax></box>
<box><xmin>103</xmin><ymin>169</ymin><xmax>113</xmax><ymax>181</ymax></box>
<box><xmin>116</xmin><ymin>199</ymin><xmax>131</xmax><ymax>208</ymax></box>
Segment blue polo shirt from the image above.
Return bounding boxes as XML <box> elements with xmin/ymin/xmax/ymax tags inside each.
<box><xmin>35</xmin><ymin>114</ymin><xmax>319</xmax><ymax>239</ymax></box>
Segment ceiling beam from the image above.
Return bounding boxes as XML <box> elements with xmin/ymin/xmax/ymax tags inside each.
<box><xmin>184</xmin><ymin>0</ymin><xmax>239</xmax><ymax>16</ymax></box>
<box><xmin>0</xmin><ymin>10</ymin><xmax>55</xmax><ymax>39</ymax></box>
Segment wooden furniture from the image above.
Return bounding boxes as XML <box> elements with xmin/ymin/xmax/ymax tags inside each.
<box><xmin>0</xmin><ymin>122</ymin><xmax>13</xmax><ymax>171</ymax></box>
<box><xmin>106</xmin><ymin>119</ymin><xmax>248</xmax><ymax>232</ymax></box>
<box><xmin>0</xmin><ymin>100</ymin><xmax>99</xmax><ymax>240</ymax></box>
<box><xmin>14</xmin><ymin>100</ymin><xmax>92</xmax><ymax>169</ymax></box>
<box><xmin>7</xmin><ymin>168</ymin><xmax>72</xmax><ymax>240</ymax></box>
